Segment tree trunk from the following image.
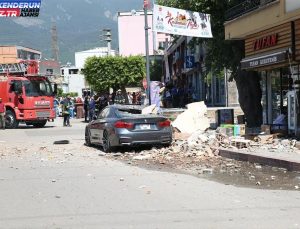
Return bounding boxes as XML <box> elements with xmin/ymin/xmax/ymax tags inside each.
<box><xmin>234</xmin><ymin>70</ymin><xmax>263</xmax><ymax>128</ymax></box>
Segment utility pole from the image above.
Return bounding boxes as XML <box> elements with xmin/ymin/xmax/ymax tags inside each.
<box><xmin>51</xmin><ymin>23</ymin><xmax>59</xmax><ymax>61</ymax></box>
<box><xmin>103</xmin><ymin>29</ymin><xmax>112</xmax><ymax>56</ymax></box>
<box><xmin>144</xmin><ymin>0</ymin><xmax>151</xmax><ymax>105</ymax></box>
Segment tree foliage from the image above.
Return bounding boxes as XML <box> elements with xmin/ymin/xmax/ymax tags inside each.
<box><xmin>157</xmin><ymin>0</ymin><xmax>263</xmax><ymax>127</ymax></box>
<box><xmin>82</xmin><ymin>55</ymin><xmax>146</xmax><ymax>92</ymax></box>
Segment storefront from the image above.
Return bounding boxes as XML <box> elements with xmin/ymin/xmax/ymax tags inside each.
<box><xmin>241</xmin><ymin>20</ymin><xmax>300</xmax><ymax>135</ymax></box>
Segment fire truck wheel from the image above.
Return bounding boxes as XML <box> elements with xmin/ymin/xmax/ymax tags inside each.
<box><xmin>5</xmin><ymin>110</ymin><xmax>19</xmax><ymax>129</ymax></box>
<box><xmin>32</xmin><ymin>120</ymin><xmax>47</xmax><ymax>128</ymax></box>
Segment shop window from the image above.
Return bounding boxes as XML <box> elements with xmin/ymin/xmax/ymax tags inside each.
<box><xmin>270</xmin><ymin>70</ymin><xmax>282</xmax><ymax>123</ymax></box>
<box><xmin>69</xmin><ymin>69</ymin><xmax>79</xmax><ymax>74</ymax></box>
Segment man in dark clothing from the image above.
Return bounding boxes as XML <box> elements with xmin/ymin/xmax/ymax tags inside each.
<box><xmin>62</xmin><ymin>96</ymin><xmax>72</xmax><ymax>127</ymax></box>
<box><xmin>89</xmin><ymin>96</ymin><xmax>96</xmax><ymax>122</ymax></box>
<box><xmin>171</xmin><ymin>85</ymin><xmax>179</xmax><ymax>108</ymax></box>
<box><xmin>83</xmin><ymin>96</ymin><xmax>89</xmax><ymax>122</ymax></box>
<box><xmin>97</xmin><ymin>95</ymin><xmax>108</xmax><ymax>112</ymax></box>
<box><xmin>114</xmin><ymin>90</ymin><xmax>125</xmax><ymax>104</ymax></box>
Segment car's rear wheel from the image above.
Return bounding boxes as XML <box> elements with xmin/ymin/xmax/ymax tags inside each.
<box><xmin>85</xmin><ymin>128</ymin><xmax>92</xmax><ymax>146</ymax></box>
<box><xmin>102</xmin><ymin>130</ymin><xmax>113</xmax><ymax>153</ymax></box>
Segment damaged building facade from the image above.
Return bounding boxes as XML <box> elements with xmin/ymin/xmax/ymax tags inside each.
<box><xmin>225</xmin><ymin>0</ymin><xmax>300</xmax><ymax>136</ymax></box>
<box><xmin>163</xmin><ymin>36</ymin><xmax>239</xmax><ymax>107</ymax></box>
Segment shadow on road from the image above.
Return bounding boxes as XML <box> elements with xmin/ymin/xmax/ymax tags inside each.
<box><xmin>16</xmin><ymin>125</ymin><xmax>55</xmax><ymax>129</ymax></box>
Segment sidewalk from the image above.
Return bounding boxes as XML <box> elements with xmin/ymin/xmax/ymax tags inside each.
<box><xmin>219</xmin><ymin>147</ymin><xmax>300</xmax><ymax>171</ymax></box>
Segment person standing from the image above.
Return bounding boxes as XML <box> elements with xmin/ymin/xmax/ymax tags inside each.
<box><xmin>108</xmin><ymin>94</ymin><xmax>114</xmax><ymax>105</ymax></box>
<box><xmin>132</xmin><ymin>92</ymin><xmax>137</xmax><ymax>104</ymax></box>
<box><xmin>89</xmin><ymin>96</ymin><xmax>96</xmax><ymax>122</ymax></box>
<box><xmin>0</xmin><ymin>98</ymin><xmax>6</xmax><ymax>129</ymax></box>
<box><xmin>114</xmin><ymin>90</ymin><xmax>125</xmax><ymax>104</ymax></box>
<box><xmin>83</xmin><ymin>96</ymin><xmax>89</xmax><ymax>122</ymax></box>
<box><xmin>62</xmin><ymin>96</ymin><xmax>72</xmax><ymax>127</ymax></box>
<box><xmin>127</xmin><ymin>92</ymin><xmax>132</xmax><ymax>104</ymax></box>
<box><xmin>75</xmin><ymin>97</ymin><xmax>84</xmax><ymax>119</ymax></box>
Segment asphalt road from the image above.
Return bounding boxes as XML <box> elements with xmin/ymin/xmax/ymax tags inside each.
<box><xmin>0</xmin><ymin>118</ymin><xmax>299</xmax><ymax>228</ymax></box>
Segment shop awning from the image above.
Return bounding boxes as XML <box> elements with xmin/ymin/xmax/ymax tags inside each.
<box><xmin>241</xmin><ymin>49</ymin><xmax>289</xmax><ymax>70</ymax></box>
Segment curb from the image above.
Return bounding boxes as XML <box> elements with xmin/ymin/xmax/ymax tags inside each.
<box><xmin>219</xmin><ymin>149</ymin><xmax>300</xmax><ymax>172</ymax></box>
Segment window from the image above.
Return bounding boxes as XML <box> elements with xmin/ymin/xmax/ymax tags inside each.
<box><xmin>116</xmin><ymin>108</ymin><xmax>142</xmax><ymax>118</ymax></box>
<box><xmin>99</xmin><ymin>108</ymin><xmax>109</xmax><ymax>119</ymax></box>
<box><xmin>24</xmin><ymin>79</ymin><xmax>53</xmax><ymax>97</ymax></box>
<box><xmin>69</xmin><ymin>69</ymin><xmax>79</xmax><ymax>74</ymax></box>
<box><xmin>46</xmin><ymin>69</ymin><xmax>53</xmax><ymax>75</ymax></box>
<box><xmin>10</xmin><ymin>80</ymin><xmax>22</xmax><ymax>93</ymax></box>
<box><xmin>158</xmin><ymin>42</ymin><xmax>165</xmax><ymax>50</ymax></box>
<box><xmin>286</xmin><ymin>0</ymin><xmax>300</xmax><ymax>13</ymax></box>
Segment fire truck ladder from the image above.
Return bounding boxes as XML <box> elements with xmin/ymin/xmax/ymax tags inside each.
<box><xmin>0</xmin><ymin>63</ymin><xmax>26</xmax><ymax>75</ymax></box>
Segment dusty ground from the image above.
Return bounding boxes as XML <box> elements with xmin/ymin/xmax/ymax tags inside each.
<box><xmin>0</xmin><ymin>118</ymin><xmax>299</xmax><ymax>191</ymax></box>
<box><xmin>103</xmin><ymin>147</ymin><xmax>300</xmax><ymax>191</ymax></box>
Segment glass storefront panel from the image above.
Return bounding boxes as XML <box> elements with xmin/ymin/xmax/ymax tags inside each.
<box><xmin>260</xmin><ymin>71</ymin><xmax>268</xmax><ymax>124</ymax></box>
<box><xmin>270</xmin><ymin>70</ymin><xmax>281</xmax><ymax>123</ymax></box>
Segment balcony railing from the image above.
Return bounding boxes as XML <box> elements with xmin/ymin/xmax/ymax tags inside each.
<box><xmin>225</xmin><ymin>0</ymin><xmax>277</xmax><ymax>21</ymax></box>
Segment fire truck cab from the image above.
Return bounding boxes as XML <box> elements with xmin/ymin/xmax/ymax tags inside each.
<box><xmin>0</xmin><ymin>63</ymin><xmax>57</xmax><ymax>128</ymax></box>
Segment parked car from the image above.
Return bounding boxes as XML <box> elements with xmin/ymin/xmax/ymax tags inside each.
<box><xmin>85</xmin><ymin>105</ymin><xmax>172</xmax><ymax>152</ymax></box>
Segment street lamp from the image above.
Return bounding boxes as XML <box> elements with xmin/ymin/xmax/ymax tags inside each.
<box><xmin>144</xmin><ymin>0</ymin><xmax>151</xmax><ymax>105</ymax></box>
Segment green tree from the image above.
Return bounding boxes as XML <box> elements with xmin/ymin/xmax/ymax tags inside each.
<box><xmin>82</xmin><ymin>55</ymin><xmax>146</xmax><ymax>93</ymax></box>
<box><xmin>157</xmin><ymin>0</ymin><xmax>262</xmax><ymax>127</ymax></box>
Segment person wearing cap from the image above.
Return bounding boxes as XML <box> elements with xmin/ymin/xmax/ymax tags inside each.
<box><xmin>114</xmin><ymin>89</ymin><xmax>125</xmax><ymax>104</ymax></box>
<box><xmin>88</xmin><ymin>96</ymin><xmax>96</xmax><ymax>122</ymax></box>
<box><xmin>0</xmin><ymin>98</ymin><xmax>6</xmax><ymax>129</ymax></box>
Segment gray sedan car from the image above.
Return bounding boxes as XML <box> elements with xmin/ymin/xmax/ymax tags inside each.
<box><xmin>85</xmin><ymin>105</ymin><xmax>172</xmax><ymax>152</ymax></box>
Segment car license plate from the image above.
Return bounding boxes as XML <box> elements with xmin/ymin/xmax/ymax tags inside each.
<box><xmin>139</xmin><ymin>124</ymin><xmax>151</xmax><ymax>130</ymax></box>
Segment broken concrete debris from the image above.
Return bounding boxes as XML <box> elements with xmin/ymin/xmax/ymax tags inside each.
<box><xmin>172</xmin><ymin>102</ymin><xmax>210</xmax><ymax>134</ymax></box>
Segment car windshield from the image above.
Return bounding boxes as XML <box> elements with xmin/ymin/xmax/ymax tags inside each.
<box><xmin>116</xmin><ymin>108</ymin><xmax>143</xmax><ymax>118</ymax></box>
<box><xmin>24</xmin><ymin>79</ymin><xmax>53</xmax><ymax>97</ymax></box>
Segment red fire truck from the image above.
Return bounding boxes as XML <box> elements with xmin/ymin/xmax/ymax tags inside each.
<box><xmin>0</xmin><ymin>62</ymin><xmax>57</xmax><ymax>128</ymax></box>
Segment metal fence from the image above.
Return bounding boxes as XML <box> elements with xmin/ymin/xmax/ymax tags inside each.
<box><xmin>225</xmin><ymin>0</ymin><xmax>277</xmax><ymax>21</ymax></box>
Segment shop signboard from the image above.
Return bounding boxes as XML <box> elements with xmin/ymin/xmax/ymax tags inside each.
<box><xmin>241</xmin><ymin>50</ymin><xmax>287</xmax><ymax>70</ymax></box>
<box><xmin>245</xmin><ymin>22</ymin><xmax>291</xmax><ymax>58</ymax></box>
<box><xmin>0</xmin><ymin>0</ymin><xmax>41</xmax><ymax>17</ymax></box>
<box><xmin>153</xmin><ymin>4</ymin><xmax>213</xmax><ymax>38</ymax></box>
<box><xmin>185</xmin><ymin>56</ymin><xmax>195</xmax><ymax>69</ymax></box>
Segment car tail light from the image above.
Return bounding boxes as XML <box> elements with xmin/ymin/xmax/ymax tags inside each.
<box><xmin>158</xmin><ymin>120</ymin><xmax>171</xmax><ymax>127</ymax></box>
<box><xmin>114</xmin><ymin>121</ymin><xmax>134</xmax><ymax>129</ymax></box>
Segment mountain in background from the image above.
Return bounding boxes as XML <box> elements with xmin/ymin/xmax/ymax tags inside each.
<box><xmin>0</xmin><ymin>0</ymin><xmax>143</xmax><ymax>64</ymax></box>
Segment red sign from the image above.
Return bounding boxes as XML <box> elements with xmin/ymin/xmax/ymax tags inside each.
<box><xmin>253</xmin><ymin>33</ymin><xmax>278</xmax><ymax>51</ymax></box>
<box><xmin>0</xmin><ymin>8</ymin><xmax>20</xmax><ymax>17</ymax></box>
<box><xmin>142</xmin><ymin>78</ymin><xmax>147</xmax><ymax>89</ymax></box>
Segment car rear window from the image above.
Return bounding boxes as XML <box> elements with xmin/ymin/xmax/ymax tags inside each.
<box><xmin>116</xmin><ymin>108</ymin><xmax>142</xmax><ymax>118</ymax></box>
